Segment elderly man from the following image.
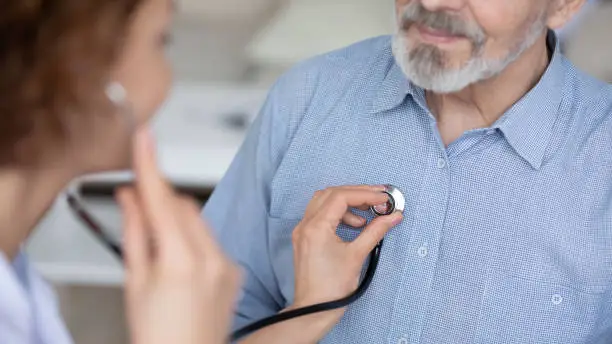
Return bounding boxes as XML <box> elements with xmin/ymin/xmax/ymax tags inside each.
<box><xmin>205</xmin><ymin>0</ymin><xmax>612</xmax><ymax>342</ymax></box>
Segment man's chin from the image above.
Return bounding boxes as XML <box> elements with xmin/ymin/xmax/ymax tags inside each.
<box><xmin>399</xmin><ymin>59</ymin><xmax>476</xmax><ymax>94</ymax></box>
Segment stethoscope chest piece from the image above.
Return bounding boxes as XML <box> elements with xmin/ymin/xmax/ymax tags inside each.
<box><xmin>370</xmin><ymin>184</ymin><xmax>405</xmax><ymax>216</ymax></box>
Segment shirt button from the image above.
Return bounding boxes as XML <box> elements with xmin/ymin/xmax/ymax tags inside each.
<box><xmin>552</xmin><ymin>294</ymin><xmax>563</xmax><ymax>305</ymax></box>
<box><xmin>397</xmin><ymin>336</ymin><xmax>409</xmax><ymax>344</ymax></box>
<box><xmin>417</xmin><ymin>246</ymin><xmax>428</xmax><ymax>258</ymax></box>
<box><xmin>437</xmin><ymin>158</ymin><xmax>446</xmax><ymax>169</ymax></box>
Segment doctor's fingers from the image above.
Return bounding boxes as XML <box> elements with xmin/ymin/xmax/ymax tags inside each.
<box><xmin>132</xmin><ymin>128</ymin><xmax>184</xmax><ymax>247</ymax></box>
<box><xmin>342</xmin><ymin>211</ymin><xmax>367</xmax><ymax>228</ymax></box>
<box><xmin>351</xmin><ymin>212</ymin><xmax>402</xmax><ymax>257</ymax></box>
<box><xmin>306</xmin><ymin>189</ymin><xmax>390</xmax><ymax>224</ymax></box>
<box><xmin>117</xmin><ymin>186</ymin><xmax>150</xmax><ymax>290</ymax></box>
<box><xmin>150</xmin><ymin>194</ymin><xmax>211</xmax><ymax>270</ymax></box>
<box><xmin>311</xmin><ymin>185</ymin><xmax>386</xmax><ymax>200</ymax></box>
<box><xmin>324</xmin><ymin>185</ymin><xmax>389</xmax><ymax>212</ymax></box>
<box><xmin>156</xmin><ymin>195</ymin><xmax>241</xmax><ymax>287</ymax></box>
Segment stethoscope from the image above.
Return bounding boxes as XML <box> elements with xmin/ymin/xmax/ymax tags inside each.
<box><xmin>66</xmin><ymin>183</ymin><xmax>405</xmax><ymax>341</ymax></box>
<box><xmin>230</xmin><ymin>185</ymin><xmax>405</xmax><ymax>341</ymax></box>
<box><xmin>65</xmin><ymin>85</ymin><xmax>407</xmax><ymax>342</ymax></box>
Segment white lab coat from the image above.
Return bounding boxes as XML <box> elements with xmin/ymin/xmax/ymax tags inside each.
<box><xmin>0</xmin><ymin>251</ymin><xmax>72</xmax><ymax>344</ymax></box>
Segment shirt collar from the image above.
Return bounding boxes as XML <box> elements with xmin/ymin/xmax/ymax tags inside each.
<box><xmin>370</xmin><ymin>53</ymin><xmax>414</xmax><ymax>114</ymax></box>
<box><xmin>372</xmin><ymin>30</ymin><xmax>565</xmax><ymax>169</ymax></box>
<box><xmin>493</xmin><ymin>30</ymin><xmax>565</xmax><ymax>170</ymax></box>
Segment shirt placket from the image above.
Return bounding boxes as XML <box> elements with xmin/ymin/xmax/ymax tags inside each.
<box><xmin>387</xmin><ymin>121</ymin><xmax>451</xmax><ymax>344</ymax></box>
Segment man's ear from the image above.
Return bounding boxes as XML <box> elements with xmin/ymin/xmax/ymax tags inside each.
<box><xmin>546</xmin><ymin>0</ymin><xmax>587</xmax><ymax>30</ymax></box>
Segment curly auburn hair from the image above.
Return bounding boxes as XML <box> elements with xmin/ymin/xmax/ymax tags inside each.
<box><xmin>0</xmin><ymin>0</ymin><xmax>145</xmax><ymax>165</ymax></box>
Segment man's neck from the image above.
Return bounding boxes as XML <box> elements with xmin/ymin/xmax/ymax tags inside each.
<box><xmin>426</xmin><ymin>33</ymin><xmax>552</xmax><ymax>145</ymax></box>
<box><xmin>0</xmin><ymin>164</ymin><xmax>76</xmax><ymax>260</ymax></box>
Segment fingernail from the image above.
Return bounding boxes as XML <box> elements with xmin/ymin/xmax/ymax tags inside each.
<box><xmin>372</xmin><ymin>203</ymin><xmax>391</xmax><ymax>215</ymax></box>
<box><xmin>372</xmin><ymin>185</ymin><xmax>387</xmax><ymax>190</ymax></box>
<box><xmin>391</xmin><ymin>213</ymin><xmax>403</xmax><ymax>226</ymax></box>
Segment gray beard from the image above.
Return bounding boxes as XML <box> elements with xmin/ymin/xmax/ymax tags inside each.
<box><xmin>392</xmin><ymin>16</ymin><xmax>547</xmax><ymax>93</ymax></box>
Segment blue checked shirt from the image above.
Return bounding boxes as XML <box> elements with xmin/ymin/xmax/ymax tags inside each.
<box><xmin>204</xmin><ymin>31</ymin><xmax>612</xmax><ymax>344</ymax></box>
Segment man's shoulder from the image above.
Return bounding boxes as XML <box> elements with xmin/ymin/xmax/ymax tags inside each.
<box><xmin>561</xmin><ymin>56</ymin><xmax>612</xmax><ymax>120</ymax></box>
<box><xmin>271</xmin><ymin>35</ymin><xmax>395</xmax><ymax>99</ymax></box>
<box><xmin>288</xmin><ymin>35</ymin><xmax>393</xmax><ymax>76</ymax></box>
<box><xmin>574</xmin><ymin>75</ymin><xmax>612</xmax><ymax>126</ymax></box>
<box><xmin>561</xmin><ymin>59</ymin><xmax>612</xmax><ymax>151</ymax></box>
<box><xmin>323</xmin><ymin>35</ymin><xmax>395</xmax><ymax>64</ymax></box>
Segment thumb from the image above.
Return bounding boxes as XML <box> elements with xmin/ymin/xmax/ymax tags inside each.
<box><xmin>351</xmin><ymin>213</ymin><xmax>402</xmax><ymax>257</ymax></box>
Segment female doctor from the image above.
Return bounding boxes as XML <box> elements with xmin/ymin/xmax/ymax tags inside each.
<box><xmin>0</xmin><ymin>0</ymin><xmax>402</xmax><ymax>343</ymax></box>
<box><xmin>0</xmin><ymin>0</ymin><xmax>242</xmax><ymax>343</ymax></box>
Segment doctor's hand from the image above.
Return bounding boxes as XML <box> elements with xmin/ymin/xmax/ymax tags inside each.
<box><xmin>290</xmin><ymin>186</ymin><xmax>403</xmax><ymax>320</ymax></box>
<box><xmin>240</xmin><ymin>186</ymin><xmax>403</xmax><ymax>344</ymax></box>
<box><xmin>117</xmin><ymin>128</ymin><xmax>242</xmax><ymax>344</ymax></box>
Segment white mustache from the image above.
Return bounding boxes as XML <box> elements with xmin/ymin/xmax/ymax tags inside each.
<box><xmin>398</xmin><ymin>2</ymin><xmax>486</xmax><ymax>46</ymax></box>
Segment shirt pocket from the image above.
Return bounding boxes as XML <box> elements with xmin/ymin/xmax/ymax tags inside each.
<box><xmin>475</xmin><ymin>275</ymin><xmax>604</xmax><ymax>344</ymax></box>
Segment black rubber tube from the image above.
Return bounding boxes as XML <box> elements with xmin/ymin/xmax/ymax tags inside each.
<box><xmin>229</xmin><ymin>241</ymin><xmax>383</xmax><ymax>342</ymax></box>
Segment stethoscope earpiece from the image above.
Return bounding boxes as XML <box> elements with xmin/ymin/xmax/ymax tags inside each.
<box><xmin>105</xmin><ymin>81</ymin><xmax>137</xmax><ymax>132</ymax></box>
<box><xmin>105</xmin><ymin>82</ymin><xmax>127</xmax><ymax>105</ymax></box>
<box><xmin>370</xmin><ymin>184</ymin><xmax>406</xmax><ymax>216</ymax></box>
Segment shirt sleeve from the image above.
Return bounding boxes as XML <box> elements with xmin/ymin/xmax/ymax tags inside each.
<box><xmin>202</xmin><ymin>75</ymin><xmax>299</xmax><ymax>330</ymax></box>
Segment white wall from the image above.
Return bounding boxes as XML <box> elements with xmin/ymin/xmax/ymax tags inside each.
<box><xmin>248</xmin><ymin>0</ymin><xmax>396</xmax><ymax>66</ymax></box>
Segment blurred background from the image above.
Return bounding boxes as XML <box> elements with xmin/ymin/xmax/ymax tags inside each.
<box><xmin>24</xmin><ymin>0</ymin><xmax>611</xmax><ymax>343</ymax></box>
